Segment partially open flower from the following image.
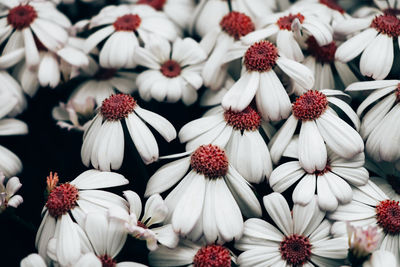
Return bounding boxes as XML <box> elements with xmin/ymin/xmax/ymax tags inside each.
<box><xmin>347</xmin><ymin>224</ymin><xmax>381</xmax><ymax>259</ymax></box>
<box><xmin>0</xmin><ymin>173</ymin><xmax>23</xmax><ymax>213</ymax></box>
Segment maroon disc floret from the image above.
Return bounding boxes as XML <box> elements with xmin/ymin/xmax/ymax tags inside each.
<box><xmin>193</xmin><ymin>245</ymin><xmax>231</xmax><ymax>267</ymax></box>
<box><xmin>376</xmin><ymin>199</ymin><xmax>400</xmax><ymax>235</ymax></box>
<box><xmin>224</xmin><ymin>106</ymin><xmax>261</xmax><ymax>131</ymax></box>
<box><xmin>371</xmin><ymin>14</ymin><xmax>400</xmax><ymax>37</ymax></box>
<box><xmin>276</xmin><ymin>13</ymin><xmax>305</xmax><ymax>30</ymax></box>
<box><xmin>319</xmin><ymin>0</ymin><xmax>345</xmax><ymax>14</ymax></box>
<box><xmin>306</xmin><ymin>36</ymin><xmax>337</xmax><ymax>63</ymax></box>
<box><xmin>100</xmin><ymin>94</ymin><xmax>136</xmax><ymax>121</ymax></box>
<box><xmin>160</xmin><ymin>60</ymin><xmax>182</xmax><ymax>78</ymax></box>
<box><xmin>280</xmin><ymin>234</ymin><xmax>312</xmax><ymax>266</ymax></box>
<box><xmin>98</xmin><ymin>255</ymin><xmax>117</xmax><ymax>267</ymax></box>
<box><xmin>7</xmin><ymin>4</ymin><xmax>37</xmax><ymax>30</ymax></box>
<box><xmin>313</xmin><ymin>162</ymin><xmax>331</xmax><ymax>176</ymax></box>
<box><xmin>46</xmin><ymin>183</ymin><xmax>79</xmax><ymax>218</ymax></box>
<box><xmin>244</xmin><ymin>41</ymin><xmax>278</xmax><ymax>72</ymax></box>
<box><xmin>138</xmin><ymin>0</ymin><xmax>166</xmax><ymax>11</ymax></box>
<box><xmin>190</xmin><ymin>145</ymin><xmax>229</xmax><ymax>179</ymax></box>
<box><xmin>113</xmin><ymin>14</ymin><xmax>142</xmax><ymax>31</ymax></box>
<box><xmin>292</xmin><ymin>90</ymin><xmax>328</xmax><ymax>121</ymax></box>
<box><xmin>220</xmin><ymin>11</ymin><xmax>255</xmax><ymax>40</ymax></box>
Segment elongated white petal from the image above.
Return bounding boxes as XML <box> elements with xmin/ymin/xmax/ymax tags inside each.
<box><xmin>263</xmin><ymin>192</ymin><xmax>293</xmax><ymax>236</ymax></box>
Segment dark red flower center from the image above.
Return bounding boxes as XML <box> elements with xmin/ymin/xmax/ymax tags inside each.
<box><xmin>46</xmin><ymin>183</ymin><xmax>79</xmax><ymax>218</ymax></box>
<box><xmin>138</xmin><ymin>0</ymin><xmax>166</xmax><ymax>11</ymax></box>
<box><xmin>100</xmin><ymin>94</ymin><xmax>136</xmax><ymax>121</ymax></box>
<box><xmin>95</xmin><ymin>68</ymin><xmax>117</xmax><ymax>80</ymax></box>
<box><xmin>244</xmin><ymin>41</ymin><xmax>278</xmax><ymax>72</ymax></box>
<box><xmin>395</xmin><ymin>83</ymin><xmax>400</xmax><ymax>102</ymax></box>
<box><xmin>193</xmin><ymin>245</ymin><xmax>231</xmax><ymax>267</ymax></box>
<box><xmin>220</xmin><ymin>11</ymin><xmax>255</xmax><ymax>40</ymax></box>
<box><xmin>306</xmin><ymin>36</ymin><xmax>337</xmax><ymax>63</ymax></box>
<box><xmin>313</xmin><ymin>162</ymin><xmax>331</xmax><ymax>176</ymax></box>
<box><xmin>280</xmin><ymin>234</ymin><xmax>312</xmax><ymax>266</ymax></box>
<box><xmin>160</xmin><ymin>60</ymin><xmax>181</xmax><ymax>78</ymax></box>
<box><xmin>276</xmin><ymin>13</ymin><xmax>305</xmax><ymax>30</ymax></box>
<box><xmin>376</xmin><ymin>199</ymin><xmax>400</xmax><ymax>235</ymax></box>
<box><xmin>292</xmin><ymin>90</ymin><xmax>328</xmax><ymax>121</ymax></box>
<box><xmin>371</xmin><ymin>14</ymin><xmax>400</xmax><ymax>37</ymax></box>
<box><xmin>190</xmin><ymin>145</ymin><xmax>229</xmax><ymax>179</ymax></box>
<box><xmin>98</xmin><ymin>254</ymin><xmax>117</xmax><ymax>267</ymax></box>
<box><xmin>224</xmin><ymin>106</ymin><xmax>261</xmax><ymax>131</ymax></box>
<box><xmin>7</xmin><ymin>4</ymin><xmax>37</xmax><ymax>30</ymax></box>
<box><xmin>113</xmin><ymin>14</ymin><xmax>141</xmax><ymax>32</ymax></box>
<box><xmin>319</xmin><ymin>0</ymin><xmax>345</xmax><ymax>14</ymax></box>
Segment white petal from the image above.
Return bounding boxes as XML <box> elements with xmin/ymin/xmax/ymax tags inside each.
<box><xmin>269</xmin><ymin>115</ymin><xmax>298</xmax><ymax>164</ymax></box>
<box><xmin>269</xmin><ymin>161</ymin><xmax>305</xmax><ymax>192</ymax></box>
<box><xmin>57</xmin><ymin>215</ymin><xmax>81</xmax><ymax>266</ymax></box>
<box><xmin>263</xmin><ymin>192</ymin><xmax>293</xmax><ymax>236</ymax></box>
<box><xmin>317</xmin><ymin>174</ymin><xmax>338</xmax><ymax>211</ymax></box>
<box><xmin>143</xmin><ymin>194</ymin><xmax>168</xmax><ymax>226</ymax></box>
<box><xmin>335</xmin><ymin>28</ymin><xmax>378</xmax><ymax>62</ymax></box>
<box><xmin>71</xmin><ymin>169</ymin><xmax>128</xmax><ymax>189</ymax></box>
<box><xmin>276</xmin><ymin>56</ymin><xmax>314</xmax><ymax>89</ymax></box>
<box><xmin>292</xmin><ymin>174</ymin><xmax>316</xmax><ymax>205</ymax></box>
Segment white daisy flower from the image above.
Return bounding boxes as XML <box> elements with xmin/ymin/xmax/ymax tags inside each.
<box><xmin>334</xmin><ymin>11</ymin><xmax>400</xmax><ymax>80</ymax></box>
<box><xmin>149</xmin><ymin>239</ymin><xmax>236</xmax><ymax>267</ymax></box>
<box><xmin>145</xmin><ymin>144</ymin><xmax>262</xmax><ymax>244</ymax></box>
<box><xmin>126</xmin><ymin>0</ymin><xmax>195</xmax><ymax>29</ymax></box>
<box><xmin>179</xmin><ymin>105</ymin><xmax>274</xmax><ymax>184</ymax></box>
<box><xmin>200</xmin><ymin>10</ymin><xmax>256</xmax><ymax>90</ymax></box>
<box><xmin>270</xmin><ymin>140</ymin><xmax>369</xmax><ymax>211</ymax></box>
<box><xmin>81</xmin><ymin>93</ymin><xmax>176</xmax><ymax>170</ymax></box>
<box><xmin>84</xmin><ymin>4</ymin><xmax>178</xmax><ymax>69</ymax></box>
<box><xmin>20</xmin><ymin>254</ymin><xmax>47</xmax><ymax>267</ymax></box>
<box><xmin>293</xmin><ymin>36</ymin><xmax>358</xmax><ymax>94</ymax></box>
<box><xmin>135</xmin><ymin>37</ymin><xmax>206</xmax><ymax>105</ymax></box>
<box><xmin>346</xmin><ymin>80</ymin><xmax>400</xmax><ymax>164</ymax></box>
<box><xmin>221</xmin><ymin>40</ymin><xmax>314</xmax><ymax>121</ymax></box>
<box><xmin>52</xmin><ymin>96</ymin><xmax>96</xmax><ymax>131</ymax></box>
<box><xmin>241</xmin><ymin>9</ymin><xmax>333</xmax><ymax>62</ymax></box>
<box><xmin>0</xmin><ymin>0</ymin><xmax>71</xmax><ymax>68</ymax></box>
<box><xmin>190</xmin><ymin>0</ymin><xmax>273</xmax><ymax>38</ymax></box>
<box><xmin>329</xmin><ymin>178</ymin><xmax>400</xmax><ymax>263</ymax></box>
<box><xmin>110</xmin><ymin>190</ymin><xmax>179</xmax><ymax>251</ymax></box>
<box><xmin>235</xmin><ymin>192</ymin><xmax>348</xmax><ymax>267</ymax></box>
<box><xmin>0</xmin><ymin>173</ymin><xmax>23</xmax><ymax>212</ymax></box>
<box><xmin>35</xmin><ymin>170</ymin><xmax>129</xmax><ymax>266</ymax></box>
<box><xmin>269</xmin><ymin>89</ymin><xmax>364</xmax><ymax>172</ymax></box>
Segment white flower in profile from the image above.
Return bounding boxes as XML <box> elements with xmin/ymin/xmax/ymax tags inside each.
<box><xmin>84</xmin><ymin>4</ymin><xmax>178</xmax><ymax>69</ymax></box>
<box><xmin>145</xmin><ymin>144</ymin><xmax>262</xmax><ymax>244</ymax></box>
<box><xmin>269</xmin><ymin>89</ymin><xmax>363</xmax><ymax>172</ymax></box>
<box><xmin>35</xmin><ymin>170</ymin><xmax>129</xmax><ymax>266</ymax></box>
<box><xmin>221</xmin><ymin>40</ymin><xmax>314</xmax><ymax>121</ymax></box>
<box><xmin>20</xmin><ymin>254</ymin><xmax>47</xmax><ymax>267</ymax></box>
<box><xmin>241</xmin><ymin>9</ymin><xmax>333</xmax><ymax>62</ymax></box>
<box><xmin>0</xmin><ymin>0</ymin><xmax>71</xmax><ymax>68</ymax></box>
<box><xmin>329</xmin><ymin>178</ymin><xmax>400</xmax><ymax>263</ymax></box>
<box><xmin>135</xmin><ymin>37</ymin><xmax>206</xmax><ymax>105</ymax></box>
<box><xmin>235</xmin><ymin>192</ymin><xmax>348</xmax><ymax>267</ymax></box>
<box><xmin>149</xmin><ymin>239</ymin><xmax>235</xmax><ymax>267</ymax></box>
<box><xmin>81</xmin><ymin>93</ymin><xmax>176</xmax><ymax>170</ymax></box>
<box><xmin>346</xmin><ymin>80</ymin><xmax>400</xmax><ymax>163</ymax></box>
<box><xmin>109</xmin><ymin>190</ymin><xmax>179</xmax><ymax>251</ymax></box>
<box><xmin>270</xmin><ymin>139</ymin><xmax>369</xmax><ymax>211</ymax></box>
<box><xmin>0</xmin><ymin>173</ymin><xmax>23</xmax><ymax>212</ymax></box>
<box><xmin>126</xmin><ymin>0</ymin><xmax>195</xmax><ymax>29</ymax></box>
<box><xmin>334</xmin><ymin>10</ymin><xmax>400</xmax><ymax>80</ymax></box>
<box><xmin>179</xmin><ymin>105</ymin><xmax>274</xmax><ymax>184</ymax></box>
<box><xmin>292</xmin><ymin>36</ymin><xmax>358</xmax><ymax>94</ymax></box>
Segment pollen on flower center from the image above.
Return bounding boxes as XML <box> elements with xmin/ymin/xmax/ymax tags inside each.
<box><xmin>193</xmin><ymin>245</ymin><xmax>231</xmax><ymax>267</ymax></box>
<box><xmin>224</xmin><ymin>106</ymin><xmax>261</xmax><ymax>131</ymax></box>
<box><xmin>113</xmin><ymin>14</ymin><xmax>141</xmax><ymax>32</ymax></box>
<box><xmin>276</xmin><ymin>13</ymin><xmax>305</xmax><ymax>30</ymax></box>
<box><xmin>376</xmin><ymin>199</ymin><xmax>400</xmax><ymax>235</ymax></box>
<box><xmin>138</xmin><ymin>0</ymin><xmax>166</xmax><ymax>11</ymax></box>
<box><xmin>190</xmin><ymin>145</ymin><xmax>229</xmax><ymax>179</ymax></box>
<box><xmin>371</xmin><ymin>14</ymin><xmax>400</xmax><ymax>37</ymax></box>
<box><xmin>98</xmin><ymin>254</ymin><xmax>117</xmax><ymax>267</ymax></box>
<box><xmin>95</xmin><ymin>68</ymin><xmax>117</xmax><ymax>80</ymax></box>
<box><xmin>46</xmin><ymin>183</ymin><xmax>79</xmax><ymax>218</ymax></box>
<box><xmin>100</xmin><ymin>94</ymin><xmax>136</xmax><ymax>121</ymax></box>
<box><xmin>7</xmin><ymin>4</ymin><xmax>37</xmax><ymax>30</ymax></box>
<box><xmin>244</xmin><ymin>41</ymin><xmax>278</xmax><ymax>72</ymax></box>
<box><xmin>292</xmin><ymin>90</ymin><xmax>328</xmax><ymax>121</ymax></box>
<box><xmin>219</xmin><ymin>11</ymin><xmax>255</xmax><ymax>40</ymax></box>
<box><xmin>306</xmin><ymin>36</ymin><xmax>337</xmax><ymax>63</ymax></box>
<box><xmin>160</xmin><ymin>60</ymin><xmax>181</xmax><ymax>78</ymax></box>
<box><xmin>280</xmin><ymin>234</ymin><xmax>312</xmax><ymax>266</ymax></box>
<box><xmin>319</xmin><ymin>0</ymin><xmax>345</xmax><ymax>14</ymax></box>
